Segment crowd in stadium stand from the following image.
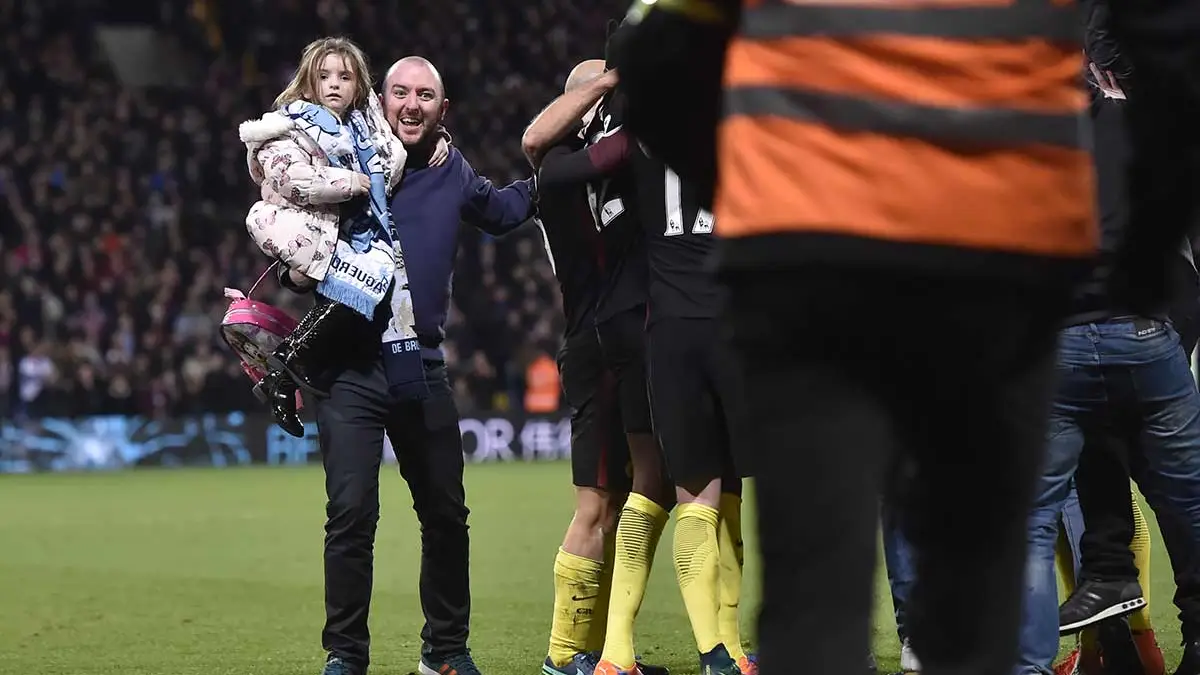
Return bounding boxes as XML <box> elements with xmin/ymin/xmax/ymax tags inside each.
<box><xmin>0</xmin><ymin>0</ymin><xmax>624</xmax><ymax>420</ymax></box>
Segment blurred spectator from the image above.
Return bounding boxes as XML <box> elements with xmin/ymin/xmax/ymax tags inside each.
<box><xmin>1</xmin><ymin>0</ymin><xmax>623</xmax><ymax>419</ymax></box>
<box><xmin>524</xmin><ymin>350</ymin><xmax>561</xmax><ymax>414</ymax></box>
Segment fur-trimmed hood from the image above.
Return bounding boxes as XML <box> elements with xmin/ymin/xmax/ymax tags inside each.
<box><xmin>238</xmin><ymin>93</ymin><xmax>405</xmax><ymax>194</ymax></box>
<box><xmin>239</xmin><ymin>112</ymin><xmax>296</xmax><ymax>145</ymax></box>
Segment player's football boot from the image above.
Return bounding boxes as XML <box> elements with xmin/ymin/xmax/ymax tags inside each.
<box><xmin>633</xmin><ymin>655</ymin><xmax>670</xmax><ymax>675</ymax></box>
<box><xmin>1054</xmin><ymin>648</ymin><xmax>1080</xmax><ymax>675</ymax></box>
<box><xmin>594</xmin><ymin>659</ymin><xmax>643</xmax><ymax>675</ymax></box>
<box><xmin>736</xmin><ymin>653</ymin><xmax>757</xmax><ymax>675</ymax></box>
<box><xmin>419</xmin><ymin>650</ymin><xmax>482</xmax><ymax>675</ymax></box>
<box><xmin>900</xmin><ymin>638</ymin><xmax>921</xmax><ymax>673</ymax></box>
<box><xmin>698</xmin><ymin>644</ymin><xmax>742</xmax><ymax>675</ymax></box>
<box><xmin>542</xmin><ymin>652</ymin><xmax>600</xmax><ymax>675</ymax></box>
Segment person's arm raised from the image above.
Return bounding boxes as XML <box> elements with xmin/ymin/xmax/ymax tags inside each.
<box><xmin>521</xmin><ymin>70</ymin><xmax>619</xmax><ymax>167</ymax></box>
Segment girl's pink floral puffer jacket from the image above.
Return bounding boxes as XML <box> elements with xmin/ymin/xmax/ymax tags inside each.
<box><xmin>237</xmin><ymin>91</ymin><xmax>405</xmax><ymax>283</ymax></box>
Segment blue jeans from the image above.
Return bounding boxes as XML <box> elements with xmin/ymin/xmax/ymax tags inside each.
<box><xmin>882</xmin><ymin>501</ymin><xmax>916</xmax><ymax>642</ymax></box>
<box><xmin>1060</xmin><ymin>481</ymin><xmax>1086</xmax><ymax>581</ymax></box>
<box><xmin>1016</xmin><ymin>319</ymin><xmax>1200</xmax><ymax>674</ymax></box>
<box><xmin>883</xmin><ymin>484</ymin><xmax>1085</xmax><ymax>651</ymax></box>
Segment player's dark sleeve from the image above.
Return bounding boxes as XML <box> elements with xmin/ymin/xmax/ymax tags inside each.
<box><xmin>537</xmin><ymin>131</ymin><xmax>633</xmax><ymax>188</ymax></box>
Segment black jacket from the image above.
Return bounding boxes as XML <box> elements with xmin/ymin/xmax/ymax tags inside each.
<box><xmin>1066</xmin><ymin>88</ymin><xmax>1200</xmax><ymax>339</ymax></box>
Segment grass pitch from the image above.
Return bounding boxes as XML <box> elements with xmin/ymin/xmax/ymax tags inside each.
<box><xmin>0</xmin><ymin>463</ymin><xmax>1185</xmax><ymax>674</ymax></box>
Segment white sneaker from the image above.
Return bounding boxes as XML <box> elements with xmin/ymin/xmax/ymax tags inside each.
<box><xmin>900</xmin><ymin>639</ymin><xmax>922</xmax><ymax>672</ymax></box>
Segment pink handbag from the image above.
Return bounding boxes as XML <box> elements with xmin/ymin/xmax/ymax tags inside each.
<box><xmin>220</xmin><ymin>262</ymin><xmax>304</xmax><ymax>410</ymax></box>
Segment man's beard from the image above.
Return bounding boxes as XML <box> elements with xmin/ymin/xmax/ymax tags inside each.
<box><xmin>393</xmin><ymin>120</ymin><xmax>434</xmax><ymax>149</ymax></box>
<box><xmin>402</xmin><ymin>127</ymin><xmax>434</xmax><ymax>148</ymax></box>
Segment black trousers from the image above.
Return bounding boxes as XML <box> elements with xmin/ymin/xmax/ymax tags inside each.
<box><xmin>313</xmin><ymin>358</ymin><xmax>470</xmax><ymax>669</ymax></box>
<box><xmin>720</xmin><ymin>266</ymin><xmax>1068</xmax><ymax>675</ymax></box>
<box><xmin>1075</xmin><ymin>432</ymin><xmax>1141</xmax><ymax>583</ymax></box>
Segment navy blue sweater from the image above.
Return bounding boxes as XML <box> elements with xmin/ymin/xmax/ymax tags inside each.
<box><xmin>390</xmin><ymin>147</ymin><xmax>534</xmax><ymax>359</ymax></box>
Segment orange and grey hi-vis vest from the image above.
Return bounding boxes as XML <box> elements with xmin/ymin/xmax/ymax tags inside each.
<box><xmin>714</xmin><ymin>0</ymin><xmax>1098</xmax><ymax>276</ymax></box>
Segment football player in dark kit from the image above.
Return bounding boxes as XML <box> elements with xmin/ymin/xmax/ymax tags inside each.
<box><xmin>562</xmin><ymin>23</ymin><xmax>755</xmax><ymax>675</ymax></box>
<box><xmin>627</xmin><ymin>108</ymin><xmax>753</xmax><ymax>675</ymax></box>
<box><xmin>521</xmin><ymin>59</ymin><xmax>672</xmax><ymax>675</ymax></box>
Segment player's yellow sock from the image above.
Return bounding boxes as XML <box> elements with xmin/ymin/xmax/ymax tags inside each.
<box><xmin>585</xmin><ymin>524</ymin><xmax>618</xmax><ymax>652</ymax></box>
<box><xmin>674</xmin><ymin>501</ymin><xmax>723</xmax><ymax>654</ymax></box>
<box><xmin>717</xmin><ymin>492</ymin><xmax>747</xmax><ymax>662</ymax></box>
<box><xmin>1129</xmin><ymin>491</ymin><xmax>1153</xmax><ymax>631</ymax></box>
<box><xmin>548</xmin><ymin>547</ymin><xmax>605</xmax><ymax>667</ymax></box>
<box><xmin>600</xmin><ymin>492</ymin><xmax>669</xmax><ymax>669</ymax></box>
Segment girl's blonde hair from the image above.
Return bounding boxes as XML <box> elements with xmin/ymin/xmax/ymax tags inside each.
<box><xmin>274</xmin><ymin>37</ymin><xmax>372</xmax><ymax>112</ymax></box>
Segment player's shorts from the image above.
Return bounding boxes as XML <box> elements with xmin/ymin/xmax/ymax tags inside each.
<box><xmin>647</xmin><ymin>317</ymin><xmax>748</xmax><ymax>486</ymax></box>
<box><xmin>596</xmin><ymin>304</ymin><xmax>655</xmax><ymax>435</ymax></box>
<box><xmin>558</xmin><ymin>328</ymin><xmax>633</xmax><ymax>493</ymax></box>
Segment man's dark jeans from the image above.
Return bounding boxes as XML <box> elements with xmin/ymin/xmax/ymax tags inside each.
<box><xmin>314</xmin><ymin>359</ymin><xmax>470</xmax><ymax>670</ymax></box>
<box><xmin>1071</xmin><ymin>309</ymin><xmax>1200</xmax><ymax>615</ymax></box>
<box><xmin>1019</xmin><ymin>318</ymin><xmax>1200</xmax><ymax>673</ymax></box>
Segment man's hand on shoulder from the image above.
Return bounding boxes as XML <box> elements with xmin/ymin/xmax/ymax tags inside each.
<box><xmin>430</xmin><ymin>135</ymin><xmax>451</xmax><ymax>167</ymax></box>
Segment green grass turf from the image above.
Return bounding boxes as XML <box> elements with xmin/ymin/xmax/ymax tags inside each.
<box><xmin>0</xmin><ymin>462</ymin><xmax>1184</xmax><ymax>674</ymax></box>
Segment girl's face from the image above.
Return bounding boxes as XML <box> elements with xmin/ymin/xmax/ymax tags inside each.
<box><xmin>316</xmin><ymin>53</ymin><xmax>356</xmax><ymax>115</ymax></box>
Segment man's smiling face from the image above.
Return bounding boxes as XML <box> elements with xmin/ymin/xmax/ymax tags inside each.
<box><xmin>383</xmin><ymin>58</ymin><xmax>448</xmax><ymax>147</ymax></box>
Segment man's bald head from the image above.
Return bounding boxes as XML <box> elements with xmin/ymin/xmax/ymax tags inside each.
<box><xmin>564</xmin><ymin>59</ymin><xmax>606</xmax><ymax>94</ymax></box>
<box><xmin>383</xmin><ymin>55</ymin><xmax>449</xmax><ymax>147</ymax></box>
<box><xmin>385</xmin><ymin>56</ymin><xmax>445</xmax><ymax>99</ymax></box>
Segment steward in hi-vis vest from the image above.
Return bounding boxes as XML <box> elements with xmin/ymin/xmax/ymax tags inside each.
<box><xmin>715</xmin><ymin>0</ymin><xmax>1096</xmax><ymax>280</ymax></box>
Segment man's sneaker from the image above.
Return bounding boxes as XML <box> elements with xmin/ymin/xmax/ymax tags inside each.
<box><xmin>1059</xmin><ymin>580</ymin><xmax>1146</xmax><ymax>635</ymax></box>
<box><xmin>899</xmin><ymin>638</ymin><xmax>921</xmax><ymax>672</ymax></box>
<box><xmin>419</xmin><ymin>650</ymin><xmax>482</xmax><ymax>675</ymax></box>
<box><xmin>736</xmin><ymin>653</ymin><xmax>758</xmax><ymax>675</ymax></box>
<box><xmin>1054</xmin><ymin>648</ymin><xmax>1080</xmax><ymax>675</ymax></box>
<box><xmin>594</xmin><ymin>660</ymin><xmax>643</xmax><ymax>675</ymax></box>
<box><xmin>543</xmin><ymin>653</ymin><xmax>600</xmax><ymax>675</ymax></box>
<box><xmin>322</xmin><ymin>656</ymin><xmax>362</xmax><ymax>675</ymax></box>
<box><xmin>699</xmin><ymin>644</ymin><xmax>742</xmax><ymax>675</ymax></box>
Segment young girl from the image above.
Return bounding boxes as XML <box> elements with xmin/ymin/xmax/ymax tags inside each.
<box><xmin>237</xmin><ymin>37</ymin><xmax>446</xmax><ymax>436</ymax></box>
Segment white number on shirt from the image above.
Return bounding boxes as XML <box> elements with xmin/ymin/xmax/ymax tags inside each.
<box><xmin>664</xmin><ymin>166</ymin><xmax>714</xmax><ymax>236</ymax></box>
<box><xmin>586</xmin><ymin>180</ymin><xmax>625</xmax><ymax>232</ymax></box>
